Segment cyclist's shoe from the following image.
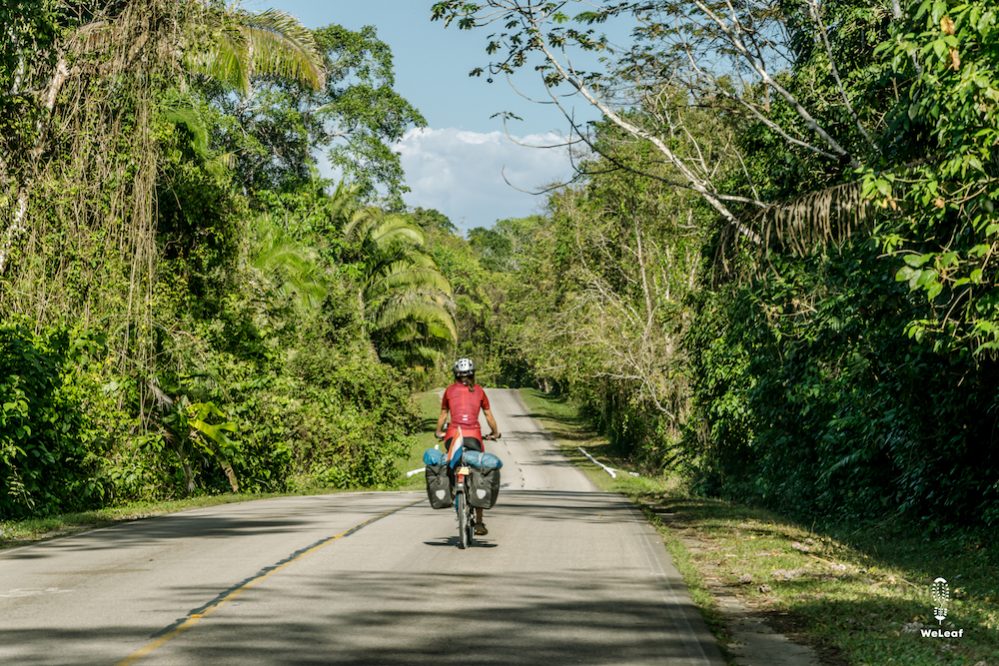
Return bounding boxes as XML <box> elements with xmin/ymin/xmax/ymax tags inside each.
<box><xmin>474</xmin><ymin>522</ymin><xmax>488</xmax><ymax>536</ymax></box>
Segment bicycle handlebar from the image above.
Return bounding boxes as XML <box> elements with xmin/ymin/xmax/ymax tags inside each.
<box><xmin>435</xmin><ymin>430</ymin><xmax>501</xmax><ymax>441</ymax></box>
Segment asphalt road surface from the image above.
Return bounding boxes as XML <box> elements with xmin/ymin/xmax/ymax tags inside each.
<box><xmin>0</xmin><ymin>389</ymin><xmax>723</xmax><ymax>665</ymax></box>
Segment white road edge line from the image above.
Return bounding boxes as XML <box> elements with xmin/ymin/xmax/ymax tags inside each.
<box><xmin>578</xmin><ymin>447</ymin><xmax>617</xmax><ymax>479</ymax></box>
<box><xmin>407</xmin><ymin>439</ymin><xmax>444</xmax><ymax>477</ymax></box>
<box><xmin>629</xmin><ymin>503</ymin><xmax>715</xmax><ymax>664</ymax></box>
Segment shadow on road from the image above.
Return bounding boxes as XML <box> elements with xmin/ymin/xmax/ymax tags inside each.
<box><xmin>490</xmin><ymin>490</ymin><xmax>640</xmax><ymax>525</ymax></box>
<box><xmin>0</xmin><ymin>569</ymin><xmax>710</xmax><ymax>665</ymax></box>
<box><xmin>423</xmin><ymin>537</ymin><xmax>499</xmax><ymax>548</ymax></box>
<box><xmin>207</xmin><ymin>569</ymin><xmax>714</xmax><ymax>665</ymax></box>
<box><xmin>0</xmin><ymin>495</ymin><xmax>401</xmax><ymax>561</ymax></box>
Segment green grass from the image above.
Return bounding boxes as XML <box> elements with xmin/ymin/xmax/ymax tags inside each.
<box><xmin>397</xmin><ymin>389</ymin><xmax>443</xmax><ymax>490</ymax></box>
<box><xmin>519</xmin><ymin>388</ymin><xmax>999</xmax><ymax>666</ymax></box>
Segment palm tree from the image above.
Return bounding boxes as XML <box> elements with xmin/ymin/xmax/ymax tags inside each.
<box><xmin>344</xmin><ymin>207</ymin><xmax>457</xmax><ymax>368</ymax></box>
<box><xmin>250</xmin><ymin>214</ymin><xmax>328</xmax><ymax>313</ymax></box>
<box><xmin>187</xmin><ymin>6</ymin><xmax>326</xmax><ymax>95</ymax></box>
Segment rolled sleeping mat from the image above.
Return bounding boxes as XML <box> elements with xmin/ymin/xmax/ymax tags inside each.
<box><xmin>462</xmin><ymin>450</ymin><xmax>503</xmax><ymax>470</ymax></box>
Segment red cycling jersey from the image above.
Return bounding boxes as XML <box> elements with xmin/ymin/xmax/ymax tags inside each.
<box><xmin>442</xmin><ymin>382</ymin><xmax>490</xmax><ymax>442</ymax></box>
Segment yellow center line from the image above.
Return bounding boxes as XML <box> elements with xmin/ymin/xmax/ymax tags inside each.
<box><xmin>117</xmin><ymin>498</ymin><xmax>420</xmax><ymax>665</ymax></box>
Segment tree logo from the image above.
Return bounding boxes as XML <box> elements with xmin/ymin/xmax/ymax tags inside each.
<box><xmin>931</xmin><ymin>577</ymin><xmax>949</xmax><ymax>625</ymax></box>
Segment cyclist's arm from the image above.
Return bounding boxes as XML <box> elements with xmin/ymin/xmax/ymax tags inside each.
<box><xmin>484</xmin><ymin>408</ymin><xmax>500</xmax><ymax>438</ymax></box>
<box><xmin>435</xmin><ymin>409</ymin><xmax>449</xmax><ymax>439</ymax></box>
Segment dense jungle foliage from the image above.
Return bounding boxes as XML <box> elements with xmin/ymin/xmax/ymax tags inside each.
<box><xmin>3</xmin><ymin>0</ymin><xmax>998</xmax><ymax>534</ymax></box>
<box><xmin>0</xmin><ymin>0</ymin><xmax>455</xmax><ymax>518</ymax></box>
<box><xmin>433</xmin><ymin>0</ymin><xmax>999</xmax><ymax>529</ymax></box>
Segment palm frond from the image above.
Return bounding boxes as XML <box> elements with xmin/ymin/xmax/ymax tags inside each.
<box><xmin>374</xmin><ymin>299</ymin><xmax>458</xmax><ymax>342</ymax></box>
<box><xmin>239</xmin><ymin>9</ymin><xmax>325</xmax><ymax>91</ymax></box>
<box><xmin>187</xmin><ymin>7</ymin><xmax>324</xmax><ymax>96</ymax></box>
<box><xmin>187</xmin><ymin>22</ymin><xmax>251</xmax><ymax>93</ymax></box>
<box><xmin>342</xmin><ymin>207</ymin><xmax>380</xmax><ymax>244</ymax></box>
<box><xmin>251</xmin><ymin>216</ymin><xmax>328</xmax><ymax>311</ymax></box>
<box><xmin>379</xmin><ymin>344</ymin><xmax>447</xmax><ymax>367</ymax></box>
<box><xmin>714</xmin><ymin>179</ymin><xmax>873</xmax><ymax>277</ymax></box>
<box><xmin>159</xmin><ymin>96</ymin><xmax>210</xmax><ymax>159</ymax></box>
<box><xmin>345</xmin><ymin>205</ymin><xmax>458</xmax><ymax>367</ymax></box>
<box><xmin>757</xmin><ymin>180</ymin><xmax>869</xmax><ymax>256</ymax></box>
<box><xmin>326</xmin><ymin>182</ymin><xmax>364</xmax><ymax>227</ymax></box>
<box><xmin>365</xmin><ymin>260</ymin><xmax>453</xmax><ymax>301</ymax></box>
<box><xmin>372</xmin><ymin>286</ymin><xmax>455</xmax><ymax>311</ymax></box>
<box><xmin>369</xmin><ymin>214</ymin><xmax>426</xmax><ymax>251</ymax></box>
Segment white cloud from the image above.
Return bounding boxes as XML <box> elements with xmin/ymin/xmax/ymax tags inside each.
<box><xmin>394</xmin><ymin>127</ymin><xmax>572</xmax><ymax>231</ymax></box>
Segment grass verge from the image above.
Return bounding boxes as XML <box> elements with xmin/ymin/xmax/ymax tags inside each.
<box><xmin>519</xmin><ymin>388</ymin><xmax>999</xmax><ymax>666</ymax></box>
<box><xmin>397</xmin><ymin>389</ymin><xmax>443</xmax><ymax>490</ymax></box>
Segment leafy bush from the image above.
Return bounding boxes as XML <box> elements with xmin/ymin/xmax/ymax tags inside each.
<box><xmin>684</xmin><ymin>242</ymin><xmax>999</xmax><ymax>526</ymax></box>
<box><xmin>0</xmin><ymin>323</ymin><xmax>121</xmax><ymax>517</ymax></box>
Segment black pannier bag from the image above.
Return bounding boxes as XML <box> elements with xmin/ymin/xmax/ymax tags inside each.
<box><xmin>425</xmin><ymin>463</ymin><xmax>452</xmax><ymax>509</ymax></box>
<box><xmin>467</xmin><ymin>467</ymin><xmax>501</xmax><ymax>509</ymax></box>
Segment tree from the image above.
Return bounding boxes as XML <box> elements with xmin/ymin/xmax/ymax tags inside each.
<box><xmin>250</xmin><ymin>214</ymin><xmax>329</xmax><ymax>314</ymax></box>
<box><xmin>414</xmin><ymin>209</ymin><xmax>502</xmax><ymax>382</ymax></box>
<box><xmin>466</xmin><ymin>0</ymin><xmax>999</xmax><ymax>526</ymax></box>
<box><xmin>344</xmin><ymin>208</ymin><xmax>457</xmax><ymax>370</ymax></box>
<box><xmin>467</xmin><ymin>227</ymin><xmax>513</xmax><ymax>273</ymax></box>
<box><xmin>215</xmin><ymin>22</ymin><xmax>425</xmax><ymax>199</ymax></box>
<box><xmin>190</xmin><ymin>7</ymin><xmax>325</xmax><ymax>95</ymax></box>
<box><xmin>0</xmin><ymin>2</ymin><xmax>427</xmax><ymax>512</ymax></box>
<box><xmin>0</xmin><ymin>1</ymin><xmax>327</xmax><ymax>279</ymax></box>
<box><xmin>872</xmin><ymin>0</ymin><xmax>999</xmax><ymax>353</ymax></box>
<box><xmin>430</xmin><ymin>0</ymin><xmax>892</xmax><ymax>246</ymax></box>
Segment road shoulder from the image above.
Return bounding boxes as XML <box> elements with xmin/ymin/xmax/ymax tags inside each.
<box><xmin>517</xmin><ymin>388</ymin><xmax>827</xmax><ymax>666</ymax></box>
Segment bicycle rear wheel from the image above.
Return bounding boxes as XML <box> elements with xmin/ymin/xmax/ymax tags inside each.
<box><xmin>457</xmin><ymin>493</ymin><xmax>469</xmax><ymax>549</ymax></box>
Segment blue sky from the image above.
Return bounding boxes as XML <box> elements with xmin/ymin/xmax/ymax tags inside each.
<box><xmin>245</xmin><ymin>0</ymin><xmax>609</xmax><ymax>230</ymax></box>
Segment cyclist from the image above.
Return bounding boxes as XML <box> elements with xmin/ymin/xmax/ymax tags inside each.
<box><xmin>435</xmin><ymin>357</ymin><xmax>500</xmax><ymax>535</ymax></box>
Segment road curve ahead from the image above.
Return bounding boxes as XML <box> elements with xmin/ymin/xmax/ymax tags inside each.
<box><xmin>0</xmin><ymin>389</ymin><xmax>723</xmax><ymax>665</ymax></box>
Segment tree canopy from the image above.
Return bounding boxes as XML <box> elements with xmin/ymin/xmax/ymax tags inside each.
<box><xmin>3</xmin><ymin>0</ymin><xmax>998</xmax><ymax>537</ymax></box>
<box><xmin>0</xmin><ymin>1</ymin><xmax>432</xmax><ymax>515</ymax></box>
<box><xmin>429</xmin><ymin>0</ymin><xmax>999</xmax><ymax>528</ymax></box>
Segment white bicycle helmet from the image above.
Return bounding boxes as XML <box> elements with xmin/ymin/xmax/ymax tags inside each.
<box><xmin>453</xmin><ymin>357</ymin><xmax>475</xmax><ymax>377</ymax></box>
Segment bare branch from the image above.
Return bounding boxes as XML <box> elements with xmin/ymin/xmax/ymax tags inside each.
<box><xmin>690</xmin><ymin>0</ymin><xmax>858</xmax><ymax>167</ymax></box>
<box><xmin>806</xmin><ymin>0</ymin><xmax>877</xmax><ymax>151</ymax></box>
<box><xmin>681</xmin><ymin>44</ymin><xmax>839</xmax><ymax>160</ymax></box>
<box><xmin>527</xmin><ymin>17</ymin><xmax>763</xmax><ymax>244</ymax></box>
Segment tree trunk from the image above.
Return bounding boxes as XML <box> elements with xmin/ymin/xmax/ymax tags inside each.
<box><xmin>0</xmin><ymin>56</ymin><xmax>69</xmax><ymax>276</ymax></box>
<box><xmin>218</xmin><ymin>457</ymin><xmax>239</xmax><ymax>493</ymax></box>
<box><xmin>175</xmin><ymin>447</ymin><xmax>196</xmax><ymax>496</ymax></box>
<box><xmin>0</xmin><ymin>190</ymin><xmax>29</xmax><ymax>275</ymax></box>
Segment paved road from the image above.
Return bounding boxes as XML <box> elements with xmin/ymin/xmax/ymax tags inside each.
<box><xmin>0</xmin><ymin>389</ymin><xmax>723</xmax><ymax>665</ymax></box>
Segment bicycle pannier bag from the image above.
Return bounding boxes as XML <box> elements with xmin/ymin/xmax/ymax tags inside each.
<box><xmin>468</xmin><ymin>467</ymin><xmax>501</xmax><ymax>509</ymax></box>
<box><xmin>425</xmin><ymin>463</ymin><xmax>452</xmax><ymax>509</ymax></box>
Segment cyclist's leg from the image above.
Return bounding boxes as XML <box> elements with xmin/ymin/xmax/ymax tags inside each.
<box><xmin>443</xmin><ymin>438</ymin><xmax>455</xmax><ymax>486</ymax></box>
<box><xmin>464</xmin><ymin>438</ymin><xmax>489</xmax><ymax>534</ymax></box>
